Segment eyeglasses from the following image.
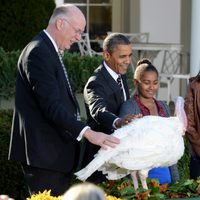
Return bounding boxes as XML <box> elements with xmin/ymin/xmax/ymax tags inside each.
<box><xmin>63</xmin><ymin>18</ymin><xmax>83</xmax><ymax>36</ymax></box>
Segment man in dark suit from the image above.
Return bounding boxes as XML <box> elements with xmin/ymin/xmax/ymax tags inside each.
<box><xmin>82</xmin><ymin>33</ymin><xmax>137</xmax><ymax>182</ymax></box>
<box><xmin>8</xmin><ymin>4</ymin><xmax>119</xmax><ymax>196</ymax></box>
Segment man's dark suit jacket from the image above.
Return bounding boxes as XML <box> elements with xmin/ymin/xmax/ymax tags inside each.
<box><xmin>9</xmin><ymin>31</ymin><xmax>85</xmax><ymax>173</ymax></box>
<box><xmin>81</xmin><ymin>64</ymin><xmax>130</xmax><ymax>178</ymax></box>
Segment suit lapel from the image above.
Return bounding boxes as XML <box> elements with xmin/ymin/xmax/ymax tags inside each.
<box><xmin>39</xmin><ymin>31</ymin><xmax>80</xmax><ymax>110</ymax></box>
<box><xmin>121</xmin><ymin>75</ymin><xmax>130</xmax><ymax>99</ymax></box>
<box><xmin>101</xmin><ymin>64</ymin><xmax>119</xmax><ymax>90</ymax></box>
<box><xmin>100</xmin><ymin>64</ymin><xmax>127</xmax><ymax>103</ymax></box>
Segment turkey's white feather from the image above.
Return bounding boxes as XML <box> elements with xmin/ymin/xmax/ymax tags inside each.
<box><xmin>75</xmin><ymin>115</ymin><xmax>184</xmax><ymax>181</ymax></box>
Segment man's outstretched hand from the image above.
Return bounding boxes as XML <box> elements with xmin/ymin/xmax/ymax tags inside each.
<box><xmin>83</xmin><ymin>129</ymin><xmax>120</xmax><ymax>150</ymax></box>
<box><xmin>115</xmin><ymin>114</ymin><xmax>143</xmax><ymax>128</ymax></box>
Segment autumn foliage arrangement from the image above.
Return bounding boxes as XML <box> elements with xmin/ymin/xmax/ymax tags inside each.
<box><xmin>98</xmin><ymin>177</ymin><xmax>200</xmax><ymax>199</ymax></box>
<box><xmin>26</xmin><ymin>178</ymin><xmax>200</xmax><ymax>200</ymax></box>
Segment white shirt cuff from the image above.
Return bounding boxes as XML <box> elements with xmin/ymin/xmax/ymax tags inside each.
<box><xmin>77</xmin><ymin>126</ymin><xmax>91</xmax><ymax>141</ymax></box>
<box><xmin>113</xmin><ymin>118</ymin><xmax>120</xmax><ymax>129</ymax></box>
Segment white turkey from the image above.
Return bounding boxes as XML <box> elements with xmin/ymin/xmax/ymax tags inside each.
<box><xmin>75</xmin><ymin>96</ymin><xmax>187</xmax><ymax>190</ymax></box>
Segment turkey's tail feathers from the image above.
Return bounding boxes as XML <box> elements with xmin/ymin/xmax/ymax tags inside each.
<box><xmin>75</xmin><ymin>148</ymin><xmax>117</xmax><ymax>181</ymax></box>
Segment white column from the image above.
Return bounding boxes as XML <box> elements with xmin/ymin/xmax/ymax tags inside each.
<box><xmin>190</xmin><ymin>0</ymin><xmax>200</xmax><ymax>76</ymax></box>
<box><xmin>55</xmin><ymin>0</ymin><xmax>64</xmax><ymax>7</ymax></box>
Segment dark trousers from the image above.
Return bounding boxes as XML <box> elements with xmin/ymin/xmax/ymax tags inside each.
<box><xmin>22</xmin><ymin>164</ymin><xmax>71</xmax><ymax>196</ymax></box>
<box><xmin>189</xmin><ymin>155</ymin><xmax>200</xmax><ymax>179</ymax></box>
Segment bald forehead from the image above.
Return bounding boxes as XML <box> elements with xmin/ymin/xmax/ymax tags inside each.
<box><xmin>50</xmin><ymin>4</ymin><xmax>85</xmax><ymax>24</ymax></box>
<box><xmin>53</xmin><ymin>4</ymin><xmax>83</xmax><ymax>17</ymax></box>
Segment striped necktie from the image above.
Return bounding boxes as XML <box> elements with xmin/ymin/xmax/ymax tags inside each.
<box><xmin>57</xmin><ymin>51</ymin><xmax>74</xmax><ymax>98</ymax></box>
<box><xmin>117</xmin><ymin>75</ymin><xmax>125</xmax><ymax>101</ymax></box>
<box><xmin>57</xmin><ymin>51</ymin><xmax>81</xmax><ymax>121</ymax></box>
<box><xmin>117</xmin><ymin>75</ymin><xmax>123</xmax><ymax>90</ymax></box>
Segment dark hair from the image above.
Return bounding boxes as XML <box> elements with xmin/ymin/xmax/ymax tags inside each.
<box><xmin>103</xmin><ymin>33</ymin><xmax>131</xmax><ymax>54</ymax></box>
<box><xmin>134</xmin><ymin>58</ymin><xmax>158</xmax><ymax>80</ymax></box>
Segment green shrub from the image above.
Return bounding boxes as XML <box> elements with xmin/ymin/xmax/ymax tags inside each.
<box><xmin>177</xmin><ymin>138</ymin><xmax>190</xmax><ymax>181</ymax></box>
<box><xmin>0</xmin><ymin>47</ymin><xmax>102</xmax><ymax>98</ymax></box>
<box><xmin>63</xmin><ymin>53</ymin><xmax>103</xmax><ymax>93</ymax></box>
<box><xmin>0</xmin><ymin>47</ymin><xmax>20</xmax><ymax>99</ymax></box>
<box><xmin>0</xmin><ymin>0</ymin><xmax>55</xmax><ymax>51</ymax></box>
<box><xmin>0</xmin><ymin>47</ymin><xmax>135</xmax><ymax>99</ymax></box>
<box><xmin>0</xmin><ymin>109</ymin><xmax>29</xmax><ymax>199</ymax></box>
<box><xmin>0</xmin><ymin>48</ymin><xmax>104</xmax><ymax>99</ymax></box>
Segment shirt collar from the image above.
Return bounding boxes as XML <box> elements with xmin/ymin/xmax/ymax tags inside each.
<box><xmin>103</xmin><ymin>61</ymin><xmax>120</xmax><ymax>81</ymax></box>
<box><xmin>43</xmin><ymin>29</ymin><xmax>59</xmax><ymax>53</ymax></box>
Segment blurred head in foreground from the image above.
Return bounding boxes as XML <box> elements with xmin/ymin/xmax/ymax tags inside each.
<box><xmin>62</xmin><ymin>182</ymin><xmax>106</xmax><ymax>200</ymax></box>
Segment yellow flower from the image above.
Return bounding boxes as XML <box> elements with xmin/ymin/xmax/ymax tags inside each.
<box><xmin>106</xmin><ymin>194</ymin><xmax>122</xmax><ymax>200</ymax></box>
<box><xmin>27</xmin><ymin>190</ymin><xmax>62</xmax><ymax>200</ymax></box>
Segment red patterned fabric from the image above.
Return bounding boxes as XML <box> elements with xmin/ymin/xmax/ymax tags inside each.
<box><xmin>133</xmin><ymin>95</ymin><xmax>167</xmax><ymax>117</ymax></box>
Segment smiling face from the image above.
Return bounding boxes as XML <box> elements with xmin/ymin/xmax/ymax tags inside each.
<box><xmin>58</xmin><ymin>14</ymin><xmax>86</xmax><ymax>50</ymax></box>
<box><xmin>61</xmin><ymin>15</ymin><xmax>85</xmax><ymax>49</ymax></box>
<box><xmin>135</xmin><ymin>70</ymin><xmax>159</xmax><ymax>99</ymax></box>
<box><xmin>47</xmin><ymin>5</ymin><xmax>86</xmax><ymax>51</ymax></box>
<box><xmin>103</xmin><ymin>44</ymin><xmax>132</xmax><ymax>75</ymax></box>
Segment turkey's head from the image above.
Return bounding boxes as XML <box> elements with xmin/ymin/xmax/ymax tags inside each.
<box><xmin>174</xmin><ymin>96</ymin><xmax>188</xmax><ymax>134</ymax></box>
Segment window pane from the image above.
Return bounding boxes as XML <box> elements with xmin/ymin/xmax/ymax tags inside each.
<box><xmin>64</xmin><ymin>0</ymin><xmax>86</xmax><ymax>3</ymax></box>
<box><xmin>89</xmin><ymin>6</ymin><xmax>111</xmax><ymax>39</ymax></box>
<box><xmin>90</xmin><ymin>0</ymin><xmax>111</xmax><ymax>3</ymax></box>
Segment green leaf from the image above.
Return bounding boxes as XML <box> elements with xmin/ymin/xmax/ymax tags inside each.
<box><xmin>120</xmin><ymin>185</ymin><xmax>135</xmax><ymax>196</ymax></box>
<box><xmin>148</xmin><ymin>193</ymin><xmax>165</xmax><ymax>200</ymax></box>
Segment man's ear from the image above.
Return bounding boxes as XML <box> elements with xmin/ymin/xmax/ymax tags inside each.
<box><xmin>56</xmin><ymin>18</ymin><xmax>63</xmax><ymax>30</ymax></box>
<box><xmin>103</xmin><ymin>51</ymin><xmax>110</xmax><ymax>61</ymax></box>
